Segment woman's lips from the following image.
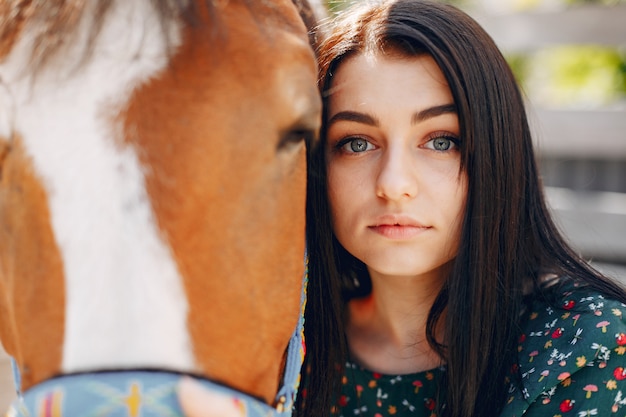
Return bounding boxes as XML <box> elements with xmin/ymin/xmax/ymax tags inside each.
<box><xmin>369</xmin><ymin>224</ymin><xmax>430</xmax><ymax>239</ymax></box>
<box><xmin>369</xmin><ymin>215</ymin><xmax>430</xmax><ymax>239</ymax></box>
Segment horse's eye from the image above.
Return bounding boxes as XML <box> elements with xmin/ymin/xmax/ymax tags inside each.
<box><xmin>277</xmin><ymin>129</ymin><xmax>316</xmax><ymax>152</ymax></box>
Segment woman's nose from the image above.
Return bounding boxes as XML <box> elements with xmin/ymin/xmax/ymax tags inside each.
<box><xmin>375</xmin><ymin>147</ymin><xmax>418</xmax><ymax>201</ymax></box>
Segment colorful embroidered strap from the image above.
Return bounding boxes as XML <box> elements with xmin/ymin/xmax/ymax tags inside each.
<box><xmin>6</xmin><ymin>259</ymin><xmax>308</xmax><ymax>417</ymax></box>
<box><xmin>7</xmin><ymin>371</ymin><xmax>277</xmax><ymax>417</ymax></box>
<box><xmin>275</xmin><ymin>257</ymin><xmax>308</xmax><ymax>414</ymax></box>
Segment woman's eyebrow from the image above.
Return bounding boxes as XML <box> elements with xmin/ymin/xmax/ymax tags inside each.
<box><xmin>411</xmin><ymin>103</ymin><xmax>457</xmax><ymax>124</ymax></box>
<box><xmin>328</xmin><ymin>105</ymin><xmax>456</xmax><ymax>127</ymax></box>
<box><xmin>327</xmin><ymin>111</ymin><xmax>379</xmax><ymax>127</ymax></box>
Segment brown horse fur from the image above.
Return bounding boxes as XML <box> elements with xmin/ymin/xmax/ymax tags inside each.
<box><xmin>0</xmin><ymin>0</ymin><xmax>321</xmax><ymax>405</ymax></box>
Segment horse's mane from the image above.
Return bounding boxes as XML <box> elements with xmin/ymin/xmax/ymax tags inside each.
<box><xmin>0</xmin><ymin>0</ymin><xmax>321</xmax><ymax>74</ymax></box>
<box><xmin>0</xmin><ymin>0</ymin><xmax>217</xmax><ymax>73</ymax></box>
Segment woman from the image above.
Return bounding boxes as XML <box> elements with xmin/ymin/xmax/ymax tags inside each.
<box><xmin>298</xmin><ymin>1</ymin><xmax>626</xmax><ymax>417</ymax></box>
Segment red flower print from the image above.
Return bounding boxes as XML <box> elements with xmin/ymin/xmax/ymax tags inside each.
<box><xmin>563</xmin><ymin>300</ymin><xmax>575</xmax><ymax>310</ymax></box>
<box><xmin>614</xmin><ymin>366</ymin><xmax>626</xmax><ymax>380</ymax></box>
<box><xmin>559</xmin><ymin>399</ymin><xmax>575</xmax><ymax>412</ymax></box>
<box><xmin>338</xmin><ymin>395</ymin><xmax>348</xmax><ymax>407</ymax></box>
<box><xmin>616</xmin><ymin>332</ymin><xmax>626</xmax><ymax>346</ymax></box>
<box><xmin>552</xmin><ymin>328</ymin><xmax>564</xmax><ymax>338</ymax></box>
<box><xmin>424</xmin><ymin>398</ymin><xmax>436</xmax><ymax>411</ymax></box>
<box><xmin>413</xmin><ymin>380</ymin><xmax>423</xmax><ymax>393</ymax></box>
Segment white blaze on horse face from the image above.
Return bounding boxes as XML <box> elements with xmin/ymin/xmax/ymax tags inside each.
<box><xmin>0</xmin><ymin>2</ymin><xmax>195</xmax><ymax>372</ymax></box>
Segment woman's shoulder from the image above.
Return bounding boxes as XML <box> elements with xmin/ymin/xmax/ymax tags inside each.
<box><xmin>520</xmin><ymin>279</ymin><xmax>626</xmax><ymax>343</ymax></box>
<box><xmin>500</xmin><ymin>279</ymin><xmax>626</xmax><ymax>416</ymax></box>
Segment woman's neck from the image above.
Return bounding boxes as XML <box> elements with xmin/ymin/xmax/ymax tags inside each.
<box><xmin>345</xmin><ymin>267</ymin><xmax>446</xmax><ymax>375</ymax></box>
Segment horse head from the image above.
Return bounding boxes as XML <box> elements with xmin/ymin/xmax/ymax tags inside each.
<box><xmin>0</xmin><ymin>0</ymin><xmax>321</xmax><ymax>413</ymax></box>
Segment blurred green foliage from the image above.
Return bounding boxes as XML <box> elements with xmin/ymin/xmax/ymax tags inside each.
<box><xmin>324</xmin><ymin>0</ymin><xmax>349</xmax><ymax>14</ymax></box>
<box><xmin>508</xmin><ymin>47</ymin><xmax>626</xmax><ymax>107</ymax></box>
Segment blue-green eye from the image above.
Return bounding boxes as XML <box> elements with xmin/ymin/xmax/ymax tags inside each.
<box><xmin>433</xmin><ymin>137</ymin><xmax>452</xmax><ymax>150</ymax></box>
<box><xmin>424</xmin><ymin>136</ymin><xmax>459</xmax><ymax>151</ymax></box>
<box><xmin>350</xmin><ymin>138</ymin><xmax>368</xmax><ymax>152</ymax></box>
<box><xmin>339</xmin><ymin>138</ymin><xmax>374</xmax><ymax>153</ymax></box>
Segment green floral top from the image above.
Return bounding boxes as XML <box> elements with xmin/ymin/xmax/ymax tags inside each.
<box><xmin>332</xmin><ymin>281</ymin><xmax>626</xmax><ymax>417</ymax></box>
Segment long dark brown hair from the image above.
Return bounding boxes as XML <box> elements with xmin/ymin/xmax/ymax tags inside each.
<box><xmin>298</xmin><ymin>1</ymin><xmax>626</xmax><ymax>416</ymax></box>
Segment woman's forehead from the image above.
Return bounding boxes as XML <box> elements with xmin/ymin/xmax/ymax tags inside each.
<box><xmin>328</xmin><ymin>52</ymin><xmax>452</xmax><ymax>113</ymax></box>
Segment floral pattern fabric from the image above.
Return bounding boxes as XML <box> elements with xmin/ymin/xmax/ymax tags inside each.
<box><xmin>332</xmin><ymin>281</ymin><xmax>626</xmax><ymax>417</ymax></box>
<box><xmin>332</xmin><ymin>363</ymin><xmax>445</xmax><ymax>417</ymax></box>
<box><xmin>504</xmin><ymin>281</ymin><xmax>626</xmax><ymax>416</ymax></box>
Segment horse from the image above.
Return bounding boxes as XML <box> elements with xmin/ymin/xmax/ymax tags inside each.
<box><xmin>0</xmin><ymin>1</ymin><xmax>322</xmax><ymax>415</ymax></box>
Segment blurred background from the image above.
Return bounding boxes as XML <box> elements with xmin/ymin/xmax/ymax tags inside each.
<box><xmin>2</xmin><ymin>0</ymin><xmax>625</xmax><ymax>410</ymax></box>
<box><xmin>462</xmin><ymin>0</ymin><xmax>626</xmax><ymax>282</ymax></box>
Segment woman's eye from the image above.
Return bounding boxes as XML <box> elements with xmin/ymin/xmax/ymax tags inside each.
<box><xmin>341</xmin><ymin>138</ymin><xmax>373</xmax><ymax>153</ymax></box>
<box><xmin>424</xmin><ymin>136</ymin><xmax>458</xmax><ymax>151</ymax></box>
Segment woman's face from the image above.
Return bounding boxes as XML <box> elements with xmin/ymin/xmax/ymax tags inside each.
<box><xmin>325</xmin><ymin>52</ymin><xmax>468</xmax><ymax>280</ymax></box>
